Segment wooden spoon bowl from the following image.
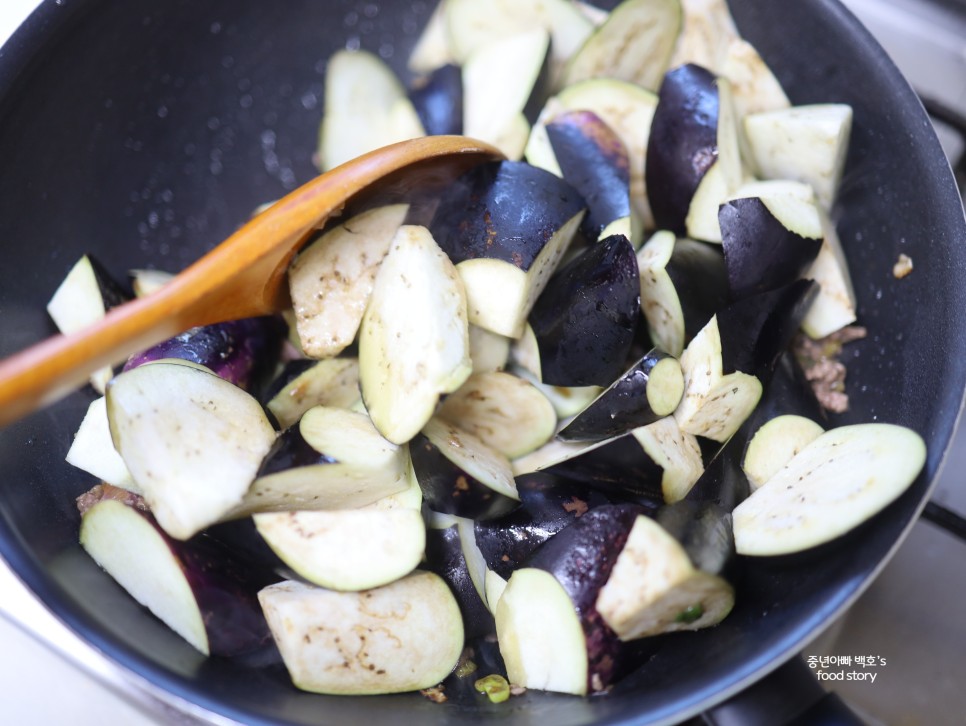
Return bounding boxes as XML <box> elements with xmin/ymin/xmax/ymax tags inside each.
<box><xmin>0</xmin><ymin>136</ymin><xmax>502</xmax><ymax>426</ymax></box>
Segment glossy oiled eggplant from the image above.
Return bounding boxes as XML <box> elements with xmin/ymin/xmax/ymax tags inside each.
<box><xmin>78</xmin><ymin>485</ymin><xmax>276</xmax><ymax>657</ymax></box>
<box><xmin>124</xmin><ymin>316</ymin><xmax>286</xmax><ymax>395</ymax></box>
<box><xmin>429</xmin><ymin>160</ymin><xmax>585</xmax><ymax>338</ymax></box>
<box><xmin>528</xmin><ymin>234</ymin><xmax>640</xmax><ymax>387</ymax></box>
<box><xmin>557</xmin><ymin>348</ymin><xmax>684</xmax><ymax>441</ymax></box>
<box><xmin>425</xmin><ymin>520</ymin><xmax>495</xmax><ymax>639</ymax></box>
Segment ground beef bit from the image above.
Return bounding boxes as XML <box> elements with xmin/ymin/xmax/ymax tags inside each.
<box><xmin>420</xmin><ymin>685</ymin><xmax>447</xmax><ymax>704</ymax></box>
<box><xmin>793</xmin><ymin>326</ymin><xmax>868</xmax><ymax>414</ymax></box>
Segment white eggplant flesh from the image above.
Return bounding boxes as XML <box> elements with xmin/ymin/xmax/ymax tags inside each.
<box><xmin>266</xmin><ymin>358</ymin><xmax>361</xmax><ymax>431</ymax></box>
<box><xmin>669</xmin><ymin>0</ymin><xmax>739</xmax><ymax>72</ymax></box>
<box><xmin>66</xmin><ymin>396</ymin><xmax>138</xmax><ymax>492</ymax></box>
<box><xmin>744</xmin><ymin>104</ymin><xmax>853</xmax><ymax>209</ymax></box>
<box><xmin>733</xmin><ymin>424</ymin><xmax>927</xmax><ymax>556</ymax></box>
<box><xmin>437</xmin><ymin>371</ymin><xmax>557</xmax><ymax>459</ymax></box>
<box><xmin>462</xmin><ymin>29</ymin><xmax>549</xmax><ymax>159</ymax></box>
<box><xmin>253</xmin><ymin>508</ymin><xmax>425</xmax><ymax>591</ymax></box>
<box><xmin>468</xmin><ymin>325</ymin><xmax>511</xmax><ymax>374</ymax></box>
<box><xmin>637</xmin><ymin>231</ymin><xmax>686</xmax><ymax>357</ymax></box>
<box><xmin>319</xmin><ymin>50</ymin><xmax>425</xmax><ymax>172</ymax></box>
<box><xmin>634</xmin><ymin>416</ymin><xmax>704</xmax><ymax>503</ymax></box>
<box><xmin>444</xmin><ymin>0</ymin><xmax>593</xmax><ymax>82</ymax></box>
<box><xmin>359</xmin><ymin>225</ymin><xmax>472</xmax><ymax>444</ymax></box>
<box><xmin>288</xmin><ymin>204</ymin><xmax>410</xmax><ymax>359</ymax></box>
<box><xmin>106</xmin><ymin>361</ymin><xmax>277</xmax><ymax>540</ymax></box>
<box><xmin>259</xmin><ymin>572</ymin><xmax>463</xmax><ymax>695</ymax></box>
<box><xmin>81</xmin><ymin>498</ymin><xmax>209</xmax><ymax>653</ymax></box>
<box><xmin>238</xmin><ymin>407</ymin><xmax>409</xmax><ymax>516</ymax></box>
<box><xmin>596</xmin><ymin>514</ymin><xmax>734</xmax><ymax>640</ymax></box>
<box><xmin>563</xmin><ymin>0</ymin><xmax>683</xmax><ymax>92</ymax></box>
<box><xmin>407</xmin><ymin>0</ymin><xmax>453</xmax><ymax>73</ymax></box>
<box><xmin>496</xmin><ymin>567</ymin><xmax>589</xmax><ymax>696</ymax></box>
<box><xmin>527</xmin><ymin>78</ymin><xmax>658</xmax><ymax>228</ymax></box>
<box><xmin>129</xmin><ymin>268</ymin><xmax>174</xmax><ymax>297</ymax></box>
<box><xmin>801</xmin><ymin>209</ymin><xmax>858</xmax><ymax>338</ymax></box>
<box><xmin>673</xmin><ymin>317</ymin><xmax>763</xmax><ymax>442</ymax></box>
<box><xmin>743</xmin><ymin>414</ymin><xmax>825</xmax><ymax>492</ymax></box>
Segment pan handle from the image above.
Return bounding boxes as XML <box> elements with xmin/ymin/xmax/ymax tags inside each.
<box><xmin>697</xmin><ymin>656</ymin><xmax>866</xmax><ymax>725</ymax></box>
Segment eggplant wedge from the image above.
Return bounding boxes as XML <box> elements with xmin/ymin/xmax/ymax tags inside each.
<box><xmin>358</xmin><ymin>225</ymin><xmax>472</xmax><ymax>444</ymax></box>
<box><xmin>78</xmin><ymin>485</ymin><xmax>275</xmax><ymax>656</ymax></box>
<box><xmin>259</xmin><ymin>572</ymin><xmax>464</xmax><ymax>695</ymax></box>
<box><xmin>557</xmin><ymin>349</ymin><xmax>685</xmax><ymax>442</ymax></box>
<box><xmin>47</xmin><ymin>254</ymin><xmax>129</xmax><ymax>393</ymax></box>
<box><xmin>408</xmin><ymin>63</ymin><xmax>463</xmax><ymax>136</ymax></box>
<box><xmin>528</xmin><ymin>234</ymin><xmax>641</xmax><ymax>387</ymax></box>
<box><xmin>733</xmin><ymin>424</ymin><xmax>926</xmax><ymax>555</ymax></box>
<box><xmin>742</xmin><ymin>414</ymin><xmax>825</xmax><ymax>493</ymax></box>
<box><xmin>411</xmin><ymin>417</ymin><xmax>520</xmax><ymax>521</ymax></box>
<box><xmin>66</xmin><ymin>396</ymin><xmax>138</xmax><ymax>492</ymax></box>
<box><xmin>264</xmin><ymin>357</ymin><xmax>361</xmax><ymax>431</ymax></box>
<box><xmin>288</xmin><ymin>204</ymin><xmax>410</xmax><ymax>359</ymax></box>
<box><xmin>636</xmin><ymin>231</ymin><xmax>729</xmax><ymax>357</ymax></box>
<box><xmin>106</xmin><ymin>361</ymin><xmax>277</xmax><ymax>540</ymax></box>
<box><xmin>437</xmin><ymin>371</ymin><xmax>557</xmax><ymax>459</ymax></box>
<box><xmin>596</xmin><ymin>500</ymin><xmax>735</xmax><ymax>640</ymax></box>
<box><xmin>468</xmin><ymin>325</ymin><xmax>511</xmax><ymax>374</ymax></box>
<box><xmin>801</xmin><ymin>207</ymin><xmax>858</xmax><ymax>339</ymax></box>
<box><xmin>237</xmin><ymin>406</ymin><xmax>409</xmax><ymax>517</ymax></box>
<box><xmin>429</xmin><ymin>160</ymin><xmax>585</xmax><ymax>338</ymax></box>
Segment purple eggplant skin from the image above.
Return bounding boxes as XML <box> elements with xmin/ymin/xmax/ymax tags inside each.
<box><xmin>474</xmin><ymin>472</ymin><xmax>616</xmax><ymax>579</ymax></box>
<box><xmin>124</xmin><ymin>315</ymin><xmax>286</xmax><ymax>395</ymax></box>
<box><xmin>667</xmin><ymin>238</ymin><xmax>730</xmax><ymax>345</ymax></box>
<box><xmin>719</xmin><ymin>197</ymin><xmax>823</xmax><ymax>301</ymax></box>
<box><xmin>646</xmin><ymin>64</ymin><xmax>720</xmax><ymax>235</ymax></box>
<box><xmin>718</xmin><ymin>279</ymin><xmax>818</xmax><ymax>379</ymax></box>
<box><xmin>424</xmin><ymin>524</ymin><xmax>495</xmax><ymax>639</ymax></box>
<box><xmin>410</xmin><ymin>432</ymin><xmax>520</xmax><ymax>521</ymax></box>
<box><xmin>408</xmin><ymin>63</ymin><xmax>463</xmax><ymax>136</ymax></box>
<box><xmin>87</xmin><ymin>254</ymin><xmax>131</xmax><ymax>309</ymax></box>
<box><xmin>529</xmin><ymin>234</ymin><xmax>641</xmax><ymax>387</ymax></box>
<box><xmin>256</xmin><ymin>425</ymin><xmax>336</xmax><ymax>478</ymax></box>
<box><xmin>526</xmin><ymin>503</ymin><xmax>648</xmax><ymax>693</ymax></box>
<box><xmin>743</xmin><ymin>350</ymin><xmax>828</xmax><ymax>433</ymax></box>
<box><xmin>204</xmin><ymin>518</ymin><xmax>302</xmax><ymax>583</ymax></box>
<box><xmin>684</xmin><ymin>438</ymin><xmax>750</xmax><ymax>512</ymax></box>
<box><xmin>77</xmin><ymin>484</ymin><xmax>277</xmax><ymax>657</ymax></box>
<box><xmin>540</xmin><ymin>435</ymin><xmax>667</xmax><ymax>508</ymax></box>
<box><xmin>557</xmin><ymin>349</ymin><xmax>682</xmax><ymax>442</ymax></box>
<box><xmin>428</xmin><ymin>160</ymin><xmax>585</xmax><ymax>269</ymax></box>
<box><xmin>546</xmin><ymin>110</ymin><xmax>631</xmax><ymax>239</ymax></box>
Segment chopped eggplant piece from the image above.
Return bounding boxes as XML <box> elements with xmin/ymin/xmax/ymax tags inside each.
<box><xmin>668</xmin><ymin>0</ymin><xmax>739</xmax><ymax>71</ymax></box>
<box><xmin>444</xmin><ymin>0</ymin><xmax>594</xmax><ymax>83</ymax></box>
<box><xmin>252</xmin><ymin>507</ymin><xmax>425</xmax><ymax>592</ymax></box>
<box><xmin>66</xmin><ymin>396</ymin><xmax>138</xmax><ymax>492</ymax></box>
<box><xmin>462</xmin><ymin>28</ymin><xmax>551</xmax><ymax>158</ymax></box>
<box><xmin>743</xmin><ymin>414</ymin><xmax>825</xmax><ymax>492</ymax></box>
<box><xmin>526</xmin><ymin>78</ymin><xmax>658</xmax><ymax>229</ymax></box>
<box><xmin>408</xmin><ymin>63</ymin><xmax>463</xmax><ymax>136</ymax></box>
<box><xmin>637</xmin><ymin>231</ymin><xmax>729</xmax><ymax>357</ymax></box>
<box><xmin>407</xmin><ymin>0</ymin><xmax>453</xmax><ymax>74</ymax></box>
<box><xmin>411</xmin><ymin>417</ymin><xmax>519</xmax><ymax>521</ymax></box>
<box><xmin>801</xmin><ymin>208</ymin><xmax>858</xmax><ymax>339</ymax></box>
<box><xmin>719</xmin><ymin>195</ymin><xmax>823</xmax><ymax>300</ymax></box>
<box><xmin>259</xmin><ymin>572</ymin><xmax>464</xmax><ymax>695</ymax></box>
<box><xmin>542</xmin><ymin>110</ymin><xmax>638</xmax><ymax>244</ymax></box>
<box><xmin>124</xmin><ymin>316</ymin><xmax>285</xmax><ymax>395</ymax></box>
<box><xmin>106</xmin><ymin>361</ymin><xmax>277</xmax><ymax>540</ymax></box>
<box><xmin>596</xmin><ymin>500</ymin><xmax>735</xmax><ymax>639</ymax></box>
<box><xmin>318</xmin><ymin>49</ymin><xmax>424</xmax><ymax>171</ymax></box>
<box><xmin>468</xmin><ymin>325</ymin><xmax>511</xmax><ymax>374</ymax></box>
<box><xmin>733</xmin><ymin>424</ymin><xmax>926</xmax><ymax>555</ymax></box>
<box><xmin>528</xmin><ymin>234</ymin><xmax>640</xmax><ymax>387</ymax></box>
<box><xmin>646</xmin><ymin>64</ymin><xmax>741</xmax><ymax>239</ymax></box>
<box><xmin>684</xmin><ymin>436</ymin><xmax>751</xmax><ymax>511</ymax></box>
<box><xmin>744</xmin><ymin>104</ymin><xmax>853</xmax><ymax>209</ymax></box>
<box><xmin>437</xmin><ymin>371</ymin><xmax>557</xmax><ymax>459</ymax></box>
<box><xmin>358</xmin><ymin>225</ymin><xmax>472</xmax><ymax>444</ymax></box>
<box><xmin>47</xmin><ymin>254</ymin><xmax>130</xmax><ymax>393</ymax></box>
<box><xmin>237</xmin><ymin>406</ymin><xmax>409</xmax><ymax>517</ymax></box>
<box><xmin>129</xmin><ymin>267</ymin><xmax>174</xmax><ymax>298</ymax></box>
<box><xmin>79</xmin><ymin>485</ymin><xmax>275</xmax><ymax>656</ymax></box>
<box><xmin>495</xmin><ymin>568</ymin><xmax>589</xmax><ymax>696</ymax></box>
<box><xmin>429</xmin><ymin>160</ymin><xmax>585</xmax><ymax>338</ymax></box>
<box><xmin>288</xmin><ymin>204</ymin><xmax>410</xmax><ymax>359</ymax></box>
<box><xmin>424</xmin><ymin>518</ymin><xmax>495</xmax><ymax>638</ymax></box>
<box><xmin>264</xmin><ymin>358</ymin><xmax>361</xmax><ymax>431</ymax></box>
<box><xmin>562</xmin><ymin>0</ymin><xmax>683</xmax><ymax>92</ymax></box>
<box><xmin>557</xmin><ymin>349</ymin><xmax>684</xmax><ymax>442</ymax></box>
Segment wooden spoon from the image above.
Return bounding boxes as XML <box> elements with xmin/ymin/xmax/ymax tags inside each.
<box><xmin>0</xmin><ymin>136</ymin><xmax>502</xmax><ymax>427</ymax></box>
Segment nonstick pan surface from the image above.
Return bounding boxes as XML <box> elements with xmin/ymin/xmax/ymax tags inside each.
<box><xmin>0</xmin><ymin>1</ymin><xmax>964</xmax><ymax>724</ymax></box>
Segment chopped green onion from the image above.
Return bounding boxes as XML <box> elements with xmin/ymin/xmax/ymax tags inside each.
<box><xmin>676</xmin><ymin>603</ymin><xmax>704</xmax><ymax>623</ymax></box>
<box><xmin>474</xmin><ymin>674</ymin><xmax>511</xmax><ymax>703</ymax></box>
<box><xmin>455</xmin><ymin>659</ymin><xmax>478</xmax><ymax>678</ymax></box>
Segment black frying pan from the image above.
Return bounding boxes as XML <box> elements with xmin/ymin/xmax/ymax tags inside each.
<box><xmin>0</xmin><ymin>1</ymin><xmax>964</xmax><ymax>724</ymax></box>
